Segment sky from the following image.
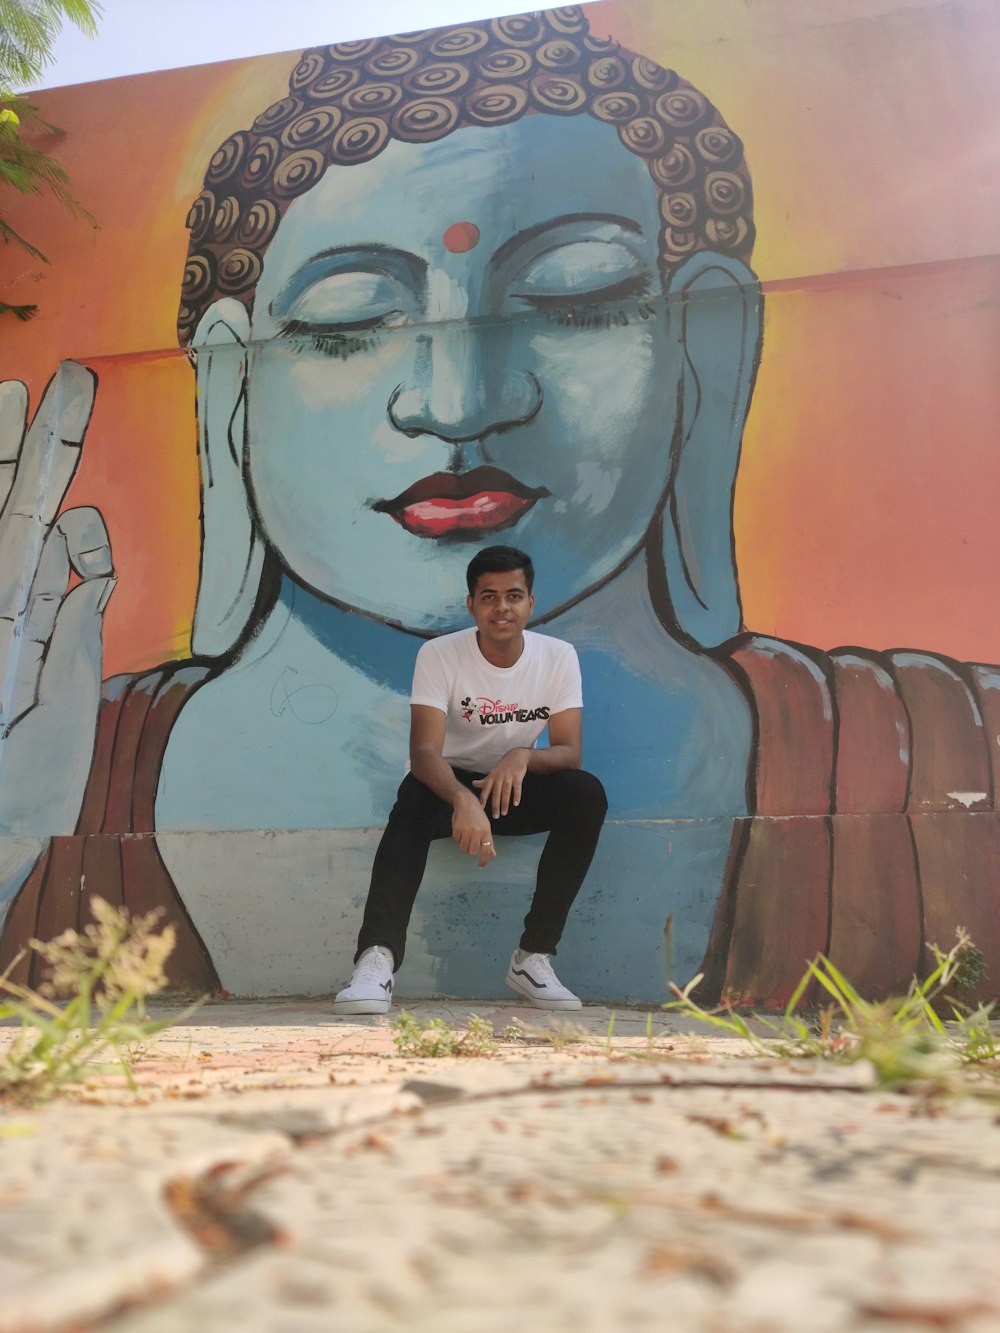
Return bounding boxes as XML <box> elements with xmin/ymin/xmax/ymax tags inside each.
<box><xmin>37</xmin><ymin>0</ymin><xmax>601</xmax><ymax>89</ymax></box>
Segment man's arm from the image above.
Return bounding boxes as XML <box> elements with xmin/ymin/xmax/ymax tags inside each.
<box><xmin>410</xmin><ymin>704</ymin><xmax>496</xmax><ymax>867</ymax></box>
<box><xmin>472</xmin><ymin>707</ymin><xmax>582</xmax><ymax>818</ymax></box>
<box><xmin>527</xmin><ymin>706</ymin><xmax>582</xmax><ymax>772</ymax></box>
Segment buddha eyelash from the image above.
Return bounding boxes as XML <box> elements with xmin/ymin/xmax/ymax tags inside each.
<box><xmin>310</xmin><ymin>331</ymin><xmax>382</xmax><ymax>359</ymax></box>
<box><xmin>276</xmin><ymin>317</ymin><xmax>389</xmax><ymax>359</ymax></box>
<box><xmin>543</xmin><ymin>303</ymin><xmax>652</xmax><ymax>330</ymax></box>
<box><xmin>525</xmin><ymin>275</ymin><xmax>655</xmax><ymax>331</ymax></box>
<box><xmin>272</xmin><ymin>277</ymin><xmax>656</xmax><ymax>350</ymax></box>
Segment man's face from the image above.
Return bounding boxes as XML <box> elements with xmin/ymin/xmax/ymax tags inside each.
<box><xmin>466</xmin><ymin>569</ymin><xmax>534</xmax><ymax>653</ymax></box>
<box><xmin>245</xmin><ymin>112</ymin><xmax>679</xmax><ymax>634</ymax></box>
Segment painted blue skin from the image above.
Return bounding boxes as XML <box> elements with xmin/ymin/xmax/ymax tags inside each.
<box><xmin>155</xmin><ymin>114</ymin><xmax>757</xmax><ymax>990</ymax></box>
<box><xmin>243</xmin><ymin>117</ymin><xmax>679</xmax><ymax>628</ymax></box>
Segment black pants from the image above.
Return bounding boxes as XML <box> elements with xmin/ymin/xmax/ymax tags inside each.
<box><xmin>355</xmin><ymin>767</ymin><xmax>608</xmax><ymax>969</ymax></box>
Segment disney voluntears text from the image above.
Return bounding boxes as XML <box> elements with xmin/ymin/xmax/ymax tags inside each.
<box><xmin>409</xmin><ymin>627</ymin><xmax>581</xmax><ymax>774</ymax></box>
<box><xmin>466</xmin><ymin>703</ymin><xmax>551</xmax><ymax>724</ymax></box>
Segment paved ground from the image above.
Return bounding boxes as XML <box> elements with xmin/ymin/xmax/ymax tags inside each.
<box><xmin>2</xmin><ymin>997</ymin><xmax>1000</xmax><ymax>1332</ymax></box>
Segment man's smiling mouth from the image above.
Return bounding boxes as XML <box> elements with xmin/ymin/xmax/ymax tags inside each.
<box><xmin>373</xmin><ymin>467</ymin><xmax>550</xmax><ymax>539</ymax></box>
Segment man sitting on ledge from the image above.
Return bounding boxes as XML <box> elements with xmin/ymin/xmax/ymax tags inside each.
<box><xmin>333</xmin><ymin>545</ymin><xmax>608</xmax><ymax>1015</ymax></box>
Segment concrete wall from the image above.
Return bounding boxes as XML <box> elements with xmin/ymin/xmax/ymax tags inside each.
<box><xmin>1</xmin><ymin>1</ymin><xmax>998</xmax><ymax>1003</ymax></box>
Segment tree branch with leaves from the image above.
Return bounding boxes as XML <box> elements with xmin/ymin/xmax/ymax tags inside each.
<box><xmin>1</xmin><ymin>0</ymin><xmax>102</xmax><ymax>319</ymax></box>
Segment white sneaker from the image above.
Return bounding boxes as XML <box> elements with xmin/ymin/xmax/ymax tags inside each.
<box><xmin>505</xmin><ymin>950</ymin><xmax>582</xmax><ymax>1010</ymax></box>
<box><xmin>333</xmin><ymin>946</ymin><xmax>395</xmax><ymax>1014</ymax></box>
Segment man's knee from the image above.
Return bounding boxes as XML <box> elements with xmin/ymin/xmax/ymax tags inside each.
<box><xmin>387</xmin><ymin>774</ymin><xmax>452</xmax><ymax>827</ymax></box>
<box><xmin>555</xmin><ymin>768</ymin><xmax>608</xmax><ymax>821</ymax></box>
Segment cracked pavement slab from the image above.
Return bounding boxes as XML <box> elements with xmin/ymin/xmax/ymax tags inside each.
<box><xmin>2</xmin><ymin>1000</ymin><xmax>999</xmax><ymax>1332</ymax></box>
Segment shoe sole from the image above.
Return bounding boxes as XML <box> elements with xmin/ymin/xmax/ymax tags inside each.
<box><xmin>505</xmin><ymin>977</ymin><xmax>582</xmax><ymax>1010</ymax></box>
<box><xmin>332</xmin><ymin>998</ymin><xmax>391</xmax><ymax>1015</ymax></box>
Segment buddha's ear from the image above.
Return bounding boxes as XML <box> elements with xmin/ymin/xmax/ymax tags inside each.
<box><xmin>189</xmin><ymin>298</ymin><xmax>266</xmax><ymax>659</ymax></box>
<box><xmin>653</xmin><ymin>253</ymin><xmax>762</xmax><ymax>650</ymax></box>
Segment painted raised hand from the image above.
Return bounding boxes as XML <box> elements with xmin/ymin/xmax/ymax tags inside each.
<box><xmin>0</xmin><ymin>363</ymin><xmax>113</xmax><ymax>894</ymax></box>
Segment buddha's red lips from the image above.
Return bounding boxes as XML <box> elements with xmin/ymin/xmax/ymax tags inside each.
<box><xmin>373</xmin><ymin>469</ymin><xmax>549</xmax><ymax>537</ymax></box>
<box><xmin>377</xmin><ymin>468</ymin><xmax>546</xmax><ymax>508</ymax></box>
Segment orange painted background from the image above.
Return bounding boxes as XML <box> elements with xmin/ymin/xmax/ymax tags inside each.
<box><xmin>2</xmin><ymin>0</ymin><xmax>999</xmax><ymax>674</ymax></box>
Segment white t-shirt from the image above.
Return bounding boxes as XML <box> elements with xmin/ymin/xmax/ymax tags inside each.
<box><xmin>410</xmin><ymin>628</ymin><xmax>583</xmax><ymax>773</ymax></box>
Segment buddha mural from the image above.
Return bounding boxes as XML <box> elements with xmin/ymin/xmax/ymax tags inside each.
<box><xmin>1</xmin><ymin>6</ymin><xmax>997</xmax><ymax>1004</ymax></box>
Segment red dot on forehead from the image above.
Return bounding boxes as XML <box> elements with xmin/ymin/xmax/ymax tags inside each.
<box><xmin>442</xmin><ymin>221</ymin><xmax>481</xmax><ymax>253</ymax></box>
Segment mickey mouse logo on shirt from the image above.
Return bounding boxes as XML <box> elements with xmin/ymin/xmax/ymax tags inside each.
<box><xmin>459</xmin><ymin>694</ymin><xmax>550</xmax><ymax>725</ymax></box>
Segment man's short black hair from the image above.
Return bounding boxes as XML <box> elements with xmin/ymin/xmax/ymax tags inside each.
<box><xmin>466</xmin><ymin>546</ymin><xmax>535</xmax><ymax>596</ymax></box>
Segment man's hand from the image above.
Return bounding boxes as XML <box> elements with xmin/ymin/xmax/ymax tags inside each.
<box><xmin>451</xmin><ymin>789</ymin><xmax>497</xmax><ymax>868</ymax></box>
<box><xmin>473</xmin><ymin>749</ymin><xmax>530</xmax><ymax>819</ymax></box>
<box><xmin>410</xmin><ymin>706</ymin><xmax>497</xmax><ymax>868</ymax></box>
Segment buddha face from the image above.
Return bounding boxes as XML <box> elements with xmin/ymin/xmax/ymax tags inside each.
<box><xmin>245</xmin><ymin>113</ymin><xmax>680</xmax><ymax>631</ymax></box>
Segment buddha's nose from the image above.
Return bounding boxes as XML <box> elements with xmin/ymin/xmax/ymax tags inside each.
<box><xmin>387</xmin><ymin>323</ymin><xmax>541</xmax><ymax>445</ymax></box>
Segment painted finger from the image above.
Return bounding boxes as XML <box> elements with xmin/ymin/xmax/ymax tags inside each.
<box><xmin>0</xmin><ymin>366</ymin><xmax>96</xmax><ymax>609</ymax></box>
<box><xmin>58</xmin><ymin>506</ymin><xmax>113</xmax><ymax>580</ymax></box>
<box><xmin>22</xmin><ymin>515</ymin><xmax>72</xmax><ymax>646</ymax></box>
<box><xmin>0</xmin><ymin>511</ymin><xmax>44</xmax><ymax>622</ymax></box>
<box><xmin>0</xmin><ymin>512</ymin><xmax>71</xmax><ymax>712</ymax></box>
<box><xmin>0</xmin><ymin>577</ymin><xmax>112</xmax><ymax>838</ymax></box>
<box><xmin>0</xmin><ymin>381</ymin><xmax>28</xmax><ymax>513</ymax></box>
<box><xmin>0</xmin><ymin>503</ymin><xmax>103</xmax><ymax>630</ymax></box>
<box><xmin>4</xmin><ymin>363</ymin><xmax>95</xmax><ymax>521</ymax></box>
<box><xmin>0</xmin><ymin>638</ymin><xmax>44</xmax><ymax>731</ymax></box>
<box><xmin>34</xmin><ymin>575</ymin><xmax>114</xmax><ymax>711</ymax></box>
<box><xmin>8</xmin><ymin>508</ymin><xmax>111</xmax><ymax>724</ymax></box>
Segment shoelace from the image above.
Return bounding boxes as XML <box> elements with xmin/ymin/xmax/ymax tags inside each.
<box><xmin>523</xmin><ymin>952</ymin><xmax>558</xmax><ymax>984</ymax></box>
<box><xmin>354</xmin><ymin>950</ymin><xmax>391</xmax><ymax>984</ymax></box>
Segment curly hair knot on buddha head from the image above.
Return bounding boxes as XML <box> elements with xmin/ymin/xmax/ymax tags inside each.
<box><xmin>178</xmin><ymin>5</ymin><xmax>755</xmax><ymax>345</ymax></box>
